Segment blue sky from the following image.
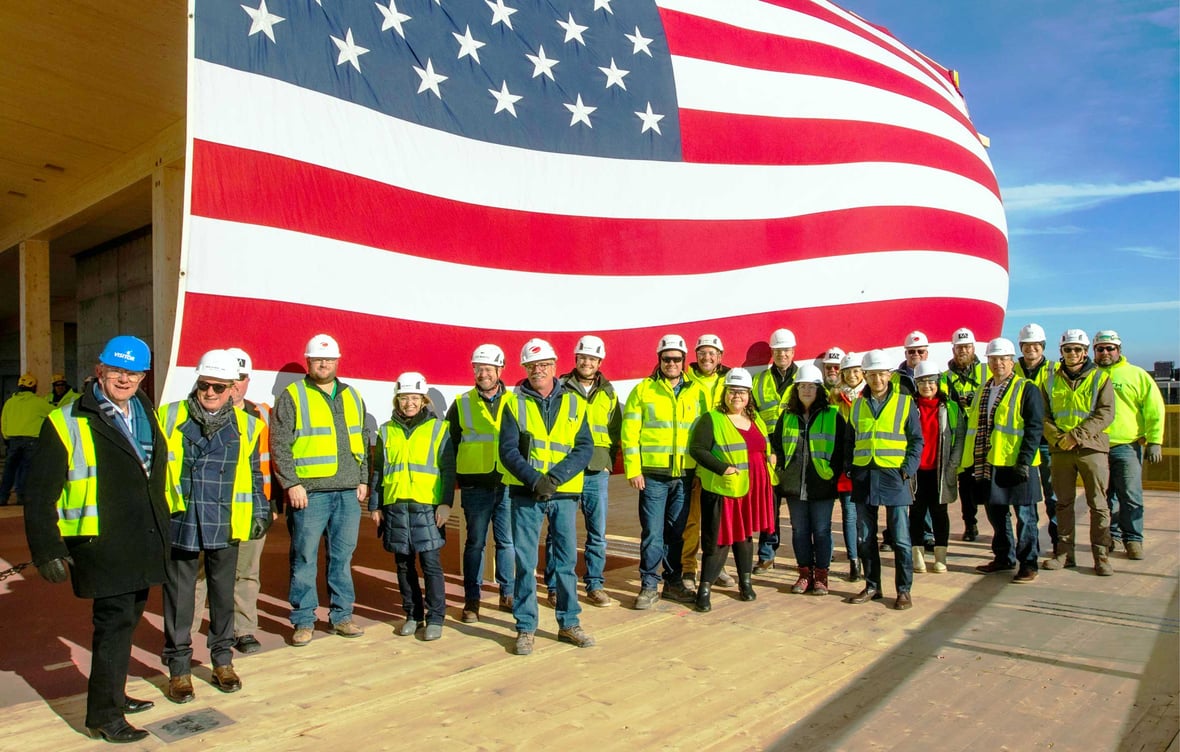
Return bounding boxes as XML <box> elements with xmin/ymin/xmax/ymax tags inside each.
<box><xmin>840</xmin><ymin>0</ymin><xmax>1179</xmax><ymax>369</ymax></box>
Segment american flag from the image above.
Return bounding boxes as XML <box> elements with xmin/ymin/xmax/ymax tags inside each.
<box><xmin>166</xmin><ymin>0</ymin><xmax>1007</xmax><ymax>404</ymax></box>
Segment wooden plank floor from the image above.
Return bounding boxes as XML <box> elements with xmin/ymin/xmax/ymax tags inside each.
<box><xmin>0</xmin><ymin>483</ymin><xmax>1176</xmax><ymax>750</ymax></box>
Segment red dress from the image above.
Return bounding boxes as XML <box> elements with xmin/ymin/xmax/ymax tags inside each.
<box><xmin>716</xmin><ymin>423</ymin><xmax>777</xmax><ymax>546</ymax></box>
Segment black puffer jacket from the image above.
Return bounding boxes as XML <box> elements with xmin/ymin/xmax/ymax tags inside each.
<box><xmin>369</xmin><ymin>409</ymin><xmax>455</xmax><ymax>555</ymax></box>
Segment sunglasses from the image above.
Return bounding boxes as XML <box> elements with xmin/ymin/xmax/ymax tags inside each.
<box><xmin>1061</xmin><ymin>346</ymin><xmax>1085</xmax><ymax>354</ymax></box>
<box><xmin>661</xmin><ymin>356</ymin><xmax>685</xmax><ymax>364</ymax></box>
<box><xmin>197</xmin><ymin>381</ymin><xmax>231</xmax><ymax>394</ymax></box>
<box><xmin>1094</xmin><ymin>345</ymin><xmax>1118</xmax><ymax>353</ymax></box>
<box><xmin>905</xmin><ymin>348</ymin><xmax>927</xmax><ymax>355</ymax></box>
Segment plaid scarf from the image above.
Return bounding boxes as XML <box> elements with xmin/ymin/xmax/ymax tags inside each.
<box><xmin>971</xmin><ymin>375</ymin><xmax>1013</xmax><ymax>482</ymax></box>
<box><xmin>92</xmin><ymin>382</ymin><xmax>155</xmax><ymax>471</ymax></box>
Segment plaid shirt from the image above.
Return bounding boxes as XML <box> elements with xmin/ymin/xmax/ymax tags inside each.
<box><xmin>171</xmin><ymin>415</ymin><xmax>262</xmax><ymax>552</ymax></box>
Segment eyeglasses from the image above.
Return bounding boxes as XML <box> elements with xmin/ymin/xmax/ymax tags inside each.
<box><xmin>102</xmin><ymin>367</ymin><xmax>145</xmax><ymax>382</ymax></box>
<box><xmin>197</xmin><ymin>381</ymin><xmax>231</xmax><ymax>394</ymax></box>
<box><xmin>1094</xmin><ymin>345</ymin><xmax>1119</xmax><ymax>353</ymax></box>
<box><xmin>661</xmin><ymin>356</ymin><xmax>684</xmax><ymax>364</ymax></box>
<box><xmin>525</xmin><ymin>361</ymin><xmax>555</xmax><ymax>372</ymax></box>
<box><xmin>905</xmin><ymin>348</ymin><xmax>927</xmax><ymax>355</ymax></box>
<box><xmin>1061</xmin><ymin>346</ymin><xmax>1085</xmax><ymax>354</ymax></box>
<box><xmin>308</xmin><ymin>357</ymin><xmax>338</xmax><ymax>365</ymax></box>
<box><xmin>916</xmin><ymin>378</ymin><xmax>939</xmax><ymax>386</ymax></box>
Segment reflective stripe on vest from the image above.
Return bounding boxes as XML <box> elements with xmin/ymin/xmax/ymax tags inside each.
<box><xmin>620</xmin><ymin>378</ymin><xmax>703</xmax><ymax>477</ymax></box>
<box><xmin>852</xmin><ymin>392</ymin><xmax>913</xmax><ymax>468</ymax></box>
<box><xmin>48</xmin><ymin>403</ymin><xmax>100</xmax><ymax>537</ymax></box>
<box><xmin>584</xmin><ymin>387</ymin><xmax>618</xmax><ymax>449</ymax></box>
<box><xmin>456</xmin><ymin>390</ymin><xmax>503</xmax><ymax>475</ymax></box>
<box><xmin>696</xmin><ymin>411</ymin><xmax>764</xmax><ymax>497</ymax></box>
<box><xmin>1045</xmin><ymin>366</ymin><xmax>1106</xmax><ymax>433</ymax></box>
<box><xmin>960</xmin><ymin>378</ymin><xmax>1042</xmax><ymax>470</ymax></box>
<box><xmin>501</xmin><ymin>392</ymin><xmax>586</xmax><ymax>493</ymax></box>
<box><xmin>752</xmin><ymin>369</ymin><xmax>794</xmax><ymax>434</ymax></box>
<box><xmin>379</xmin><ymin>417</ymin><xmax>447</xmax><ymax>505</ymax></box>
<box><xmin>286</xmin><ymin>380</ymin><xmax>365</xmax><ymax>478</ymax></box>
<box><xmin>778</xmin><ymin>407</ymin><xmax>838</xmax><ymax>480</ymax></box>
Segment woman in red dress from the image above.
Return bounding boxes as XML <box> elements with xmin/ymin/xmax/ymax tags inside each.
<box><xmin>688</xmin><ymin>368</ymin><xmax>776</xmax><ymax>612</ymax></box>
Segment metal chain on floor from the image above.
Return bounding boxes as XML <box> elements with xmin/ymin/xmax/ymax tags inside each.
<box><xmin>0</xmin><ymin>562</ymin><xmax>31</xmax><ymax>581</ymax></box>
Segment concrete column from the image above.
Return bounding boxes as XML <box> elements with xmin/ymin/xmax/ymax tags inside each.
<box><xmin>51</xmin><ymin>320</ymin><xmax>66</xmax><ymax>375</ymax></box>
<box><xmin>152</xmin><ymin>160</ymin><xmax>184</xmax><ymax>400</ymax></box>
<box><xmin>19</xmin><ymin>239</ymin><xmax>52</xmax><ymax>392</ymax></box>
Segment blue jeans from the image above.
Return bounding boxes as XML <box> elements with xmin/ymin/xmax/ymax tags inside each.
<box><xmin>461</xmin><ymin>485</ymin><xmax>515</xmax><ymax>602</ymax></box>
<box><xmin>839</xmin><ymin>492</ymin><xmax>857</xmax><ymax>562</ymax></box>
<box><xmin>546</xmin><ymin>470</ymin><xmax>609</xmax><ymax>593</ymax></box>
<box><xmin>287</xmin><ymin>489</ymin><xmax>361</xmax><ymax>627</ymax></box>
<box><xmin>757</xmin><ymin>491</ymin><xmax>785</xmax><ymax>562</ymax></box>
<box><xmin>1038</xmin><ymin>444</ymin><xmax>1058</xmax><ymax>545</ymax></box>
<box><xmin>786</xmin><ymin>498</ymin><xmax>835</xmax><ymax>568</ymax></box>
<box><xmin>1107</xmin><ymin>443</ymin><xmax>1144</xmax><ymax>543</ymax></box>
<box><xmin>985</xmin><ymin>502</ymin><xmax>1040</xmax><ymax>568</ymax></box>
<box><xmin>511</xmin><ymin>495</ymin><xmax>581</xmax><ymax>633</ymax></box>
<box><xmin>856</xmin><ymin>503</ymin><xmax>912</xmax><ymax>594</ymax></box>
<box><xmin>638</xmin><ymin>475</ymin><xmax>690</xmax><ymax>589</ymax></box>
<box><xmin>0</xmin><ymin>436</ymin><xmax>37</xmax><ymax>501</ymax></box>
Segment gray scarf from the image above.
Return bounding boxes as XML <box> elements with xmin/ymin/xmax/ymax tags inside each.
<box><xmin>186</xmin><ymin>393</ymin><xmax>236</xmax><ymax>438</ymax></box>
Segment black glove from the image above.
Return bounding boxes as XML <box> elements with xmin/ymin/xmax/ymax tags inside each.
<box><xmin>249</xmin><ymin>515</ymin><xmax>273</xmax><ymax>540</ymax></box>
<box><xmin>995</xmin><ymin>465</ymin><xmax>1029</xmax><ymax>489</ymax></box>
<box><xmin>37</xmin><ymin>558</ymin><xmax>69</xmax><ymax>584</ymax></box>
<box><xmin>533</xmin><ymin>474</ymin><xmax>559</xmax><ymax>501</ymax></box>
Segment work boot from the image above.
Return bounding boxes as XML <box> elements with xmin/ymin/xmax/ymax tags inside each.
<box><xmin>962</xmin><ymin>524</ymin><xmax>978</xmax><ymax>542</ymax></box>
<box><xmin>848</xmin><ymin>559</ymin><xmax>861</xmax><ymax>583</ymax></box>
<box><xmin>694</xmin><ymin>582</ymin><xmax>712</xmax><ymax>613</ymax></box>
<box><xmin>811</xmin><ymin>568</ymin><xmax>829</xmax><ymax>596</ymax></box>
<box><xmin>1042</xmin><ymin>544</ymin><xmax>1075</xmax><ymax>570</ymax></box>
<box><xmin>1092</xmin><ymin>545</ymin><xmax>1114</xmax><ymax>576</ymax></box>
<box><xmin>912</xmin><ymin>547</ymin><xmax>927</xmax><ymax>574</ymax></box>
<box><xmin>790</xmin><ymin>566</ymin><xmax>812</xmax><ymax>594</ymax></box>
<box><xmin>739</xmin><ymin>573</ymin><xmax>757</xmax><ymax>601</ymax></box>
<box><xmin>662</xmin><ymin>581</ymin><xmax>696</xmax><ymax>604</ymax></box>
<box><xmin>930</xmin><ymin>546</ymin><xmax>948</xmax><ymax>573</ymax></box>
<box><xmin>1125</xmin><ymin>541</ymin><xmax>1144</xmax><ymax>560</ymax></box>
<box><xmin>633</xmin><ymin>588</ymin><xmax>659</xmax><ymax>610</ymax></box>
<box><xmin>461</xmin><ymin>601</ymin><xmax>480</xmax><ymax>624</ymax></box>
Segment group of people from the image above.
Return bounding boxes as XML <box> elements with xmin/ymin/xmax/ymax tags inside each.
<box><xmin>17</xmin><ymin>322</ymin><xmax>1165</xmax><ymax>743</ymax></box>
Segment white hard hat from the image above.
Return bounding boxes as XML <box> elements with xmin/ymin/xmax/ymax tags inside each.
<box><xmin>840</xmin><ymin>352</ymin><xmax>861</xmax><ymax>371</ymax></box>
<box><xmin>695</xmin><ymin>334</ymin><xmax>724</xmax><ymax>352</ymax></box>
<box><xmin>1093</xmin><ymin>330</ymin><xmax>1121</xmax><ymax>347</ymax></box>
<box><xmin>225</xmin><ymin>347</ymin><xmax>252</xmax><ymax>377</ymax></box>
<box><xmin>985</xmin><ymin>338</ymin><xmax>1016</xmax><ymax>357</ymax></box>
<box><xmin>471</xmin><ymin>344</ymin><xmax>505</xmax><ymax>367</ymax></box>
<box><xmin>520</xmin><ymin>338</ymin><xmax>558</xmax><ymax>364</ymax></box>
<box><xmin>951</xmin><ymin>327</ymin><xmax>976</xmax><ymax>347</ymax></box>
<box><xmin>861</xmin><ymin>349</ymin><xmax>893</xmax><ymax>372</ymax></box>
<box><xmin>305</xmin><ymin>333</ymin><xmax>342</xmax><ymax>359</ymax></box>
<box><xmin>195</xmin><ymin>349</ymin><xmax>241</xmax><ymax>381</ymax></box>
<box><xmin>656</xmin><ymin>334</ymin><xmax>688</xmax><ymax>355</ymax></box>
<box><xmin>822</xmin><ymin>347</ymin><xmax>846</xmax><ymax>365</ymax></box>
<box><xmin>724</xmin><ymin>367</ymin><xmax>753</xmax><ymax>389</ymax></box>
<box><xmin>913</xmin><ymin>361</ymin><xmax>941</xmax><ymax>381</ymax></box>
<box><xmin>795</xmin><ymin>363</ymin><xmax>823</xmax><ymax>384</ymax></box>
<box><xmin>1060</xmin><ymin>329</ymin><xmax>1090</xmax><ymax>348</ymax></box>
<box><xmin>903</xmin><ymin>331</ymin><xmax>929</xmax><ymax>348</ymax></box>
<box><xmin>394</xmin><ymin>371</ymin><xmax>429</xmax><ymax>396</ymax></box>
<box><xmin>575</xmin><ymin>335</ymin><xmax>606</xmax><ymax>359</ymax></box>
<box><xmin>769</xmin><ymin>328</ymin><xmax>797</xmax><ymax>349</ymax></box>
<box><xmin>1017</xmin><ymin>323</ymin><xmax>1046</xmax><ymax>344</ymax></box>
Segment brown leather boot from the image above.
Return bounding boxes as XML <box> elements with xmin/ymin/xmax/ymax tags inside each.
<box><xmin>811</xmin><ymin>568</ymin><xmax>829</xmax><ymax>596</ymax></box>
<box><xmin>790</xmin><ymin>566</ymin><xmax>812</xmax><ymax>594</ymax></box>
<box><xmin>1092</xmin><ymin>545</ymin><xmax>1114</xmax><ymax>576</ymax></box>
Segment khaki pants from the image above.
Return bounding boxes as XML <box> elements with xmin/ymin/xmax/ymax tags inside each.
<box><xmin>1050</xmin><ymin>449</ymin><xmax>1110</xmax><ymax>550</ymax></box>
<box><xmin>681</xmin><ymin>477</ymin><xmax>702</xmax><ymax>575</ymax></box>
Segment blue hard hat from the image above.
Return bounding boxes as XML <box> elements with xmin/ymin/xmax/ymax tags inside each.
<box><xmin>99</xmin><ymin>335</ymin><xmax>151</xmax><ymax>371</ymax></box>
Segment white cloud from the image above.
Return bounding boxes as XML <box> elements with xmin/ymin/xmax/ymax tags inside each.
<box><xmin>1002</xmin><ymin>177</ymin><xmax>1180</xmax><ymax>214</ymax></box>
<box><xmin>1007</xmin><ymin>300</ymin><xmax>1180</xmax><ymax>317</ymax></box>
<box><xmin>1008</xmin><ymin>224</ymin><xmax>1084</xmax><ymax>236</ymax></box>
<box><xmin>1118</xmin><ymin>245</ymin><xmax>1178</xmax><ymax>261</ymax></box>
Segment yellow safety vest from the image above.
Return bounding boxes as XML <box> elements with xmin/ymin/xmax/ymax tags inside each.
<box><xmin>47</xmin><ymin>403</ymin><xmax>101</xmax><ymax>537</ymax></box>
<box><xmin>752</xmin><ymin>367</ymin><xmax>795</xmax><ymax>434</ymax></box>
<box><xmin>583</xmin><ymin>386</ymin><xmax>618</xmax><ymax>450</ymax></box>
<box><xmin>1045</xmin><ymin>366</ymin><xmax>1108</xmax><ymax>433</ymax></box>
<box><xmin>501</xmin><ymin>392</ymin><xmax>586</xmax><ymax>493</ymax></box>
<box><xmin>455</xmin><ymin>389</ymin><xmax>505</xmax><ymax>475</ymax></box>
<box><xmin>960</xmin><ymin>378</ymin><xmax>1042</xmax><ymax>470</ymax></box>
<box><xmin>778</xmin><ymin>406</ymin><xmax>838</xmax><ymax>480</ymax></box>
<box><xmin>285</xmin><ymin>380</ymin><xmax>365</xmax><ymax>479</ymax></box>
<box><xmin>941</xmin><ymin>361</ymin><xmax>989</xmax><ymax>404</ymax></box>
<box><xmin>696</xmin><ymin>411</ymin><xmax>772</xmax><ymax>497</ymax></box>
<box><xmin>621</xmin><ymin>376</ymin><xmax>704</xmax><ymax>478</ymax></box>
<box><xmin>852</xmin><ymin>391</ymin><xmax>914</xmax><ymax>469</ymax></box>
<box><xmin>1015</xmin><ymin>358</ymin><xmax>1050</xmax><ymax>391</ymax></box>
<box><xmin>379</xmin><ymin>417</ymin><xmax>447</xmax><ymax>505</ymax></box>
<box><xmin>691</xmin><ymin>367</ymin><xmax>725</xmax><ymax>411</ymax></box>
<box><xmin>159</xmin><ymin>402</ymin><xmax>261</xmax><ymax>542</ymax></box>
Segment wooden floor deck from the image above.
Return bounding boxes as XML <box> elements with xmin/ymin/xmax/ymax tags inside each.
<box><xmin>0</xmin><ymin>483</ymin><xmax>1176</xmax><ymax>751</ymax></box>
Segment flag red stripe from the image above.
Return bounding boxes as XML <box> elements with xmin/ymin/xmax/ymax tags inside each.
<box><xmin>178</xmin><ymin>292</ymin><xmax>1004</xmax><ymax>385</ymax></box>
<box><xmin>190</xmin><ymin>140</ymin><xmax>1007</xmax><ymax>275</ymax></box>
<box><xmin>678</xmin><ymin>110</ymin><xmax>998</xmax><ymax>196</ymax></box>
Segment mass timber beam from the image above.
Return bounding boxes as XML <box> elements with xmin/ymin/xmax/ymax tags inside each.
<box><xmin>152</xmin><ymin>159</ymin><xmax>184</xmax><ymax>401</ymax></box>
<box><xmin>19</xmin><ymin>239</ymin><xmax>52</xmax><ymax>389</ymax></box>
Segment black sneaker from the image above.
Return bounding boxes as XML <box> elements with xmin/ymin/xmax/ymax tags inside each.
<box><xmin>661</xmin><ymin>582</ymin><xmax>696</xmax><ymax>604</ymax></box>
<box><xmin>235</xmin><ymin>635</ymin><xmax>262</xmax><ymax>654</ymax></box>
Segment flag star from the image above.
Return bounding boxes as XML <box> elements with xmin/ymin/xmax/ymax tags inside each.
<box><xmin>557</xmin><ymin>13</ymin><xmax>588</xmax><ymax>45</ymax></box>
<box><xmin>635</xmin><ymin>102</ymin><xmax>665</xmax><ymax>135</ymax></box>
<box><xmin>593</xmin><ymin>0</ymin><xmax>614</xmax><ymax>13</ymax></box>
<box><xmin>488</xmin><ymin>81</ymin><xmax>523</xmax><ymax>117</ymax></box>
<box><xmin>625</xmin><ymin>26</ymin><xmax>653</xmax><ymax>57</ymax></box>
<box><xmin>599</xmin><ymin>58</ymin><xmax>630</xmax><ymax>90</ymax></box>
<box><xmin>486</xmin><ymin>0</ymin><xmax>518</xmax><ymax>30</ymax></box>
<box><xmin>241</xmin><ymin>0</ymin><xmax>284</xmax><ymax>43</ymax></box>
<box><xmin>453</xmin><ymin>25</ymin><xmax>486</xmax><ymax>64</ymax></box>
<box><xmin>564</xmin><ymin>94</ymin><xmax>596</xmax><ymax>128</ymax></box>
<box><xmin>526</xmin><ymin>45</ymin><xmax>559</xmax><ymax>80</ymax></box>
<box><xmin>413</xmin><ymin>58</ymin><xmax>448</xmax><ymax>98</ymax></box>
<box><xmin>375</xmin><ymin>0</ymin><xmax>411</xmax><ymax>38</ymax></box>
<box><xmin>331</xmin><ymin>29</ymin><xmax>369</xmax><ymax>72</ymax></box>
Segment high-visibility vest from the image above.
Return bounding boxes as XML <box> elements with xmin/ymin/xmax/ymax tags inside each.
<box><xmin>941</xmin><ymin>361</ymin><xmax>989</xmax><ymax>405</ymax></box>
<box><xmin>696</xmin><ymin>411</ymin><xmax>772</xmax><ymax>497</ymax></box>
<box><xmin>752</xmin><ymin>368</ymin><xmax>795</xmax><ymax>434</ymax></box>
<box><xmin>284</xmin><ymin>380</ymin><xmax>365</xmax><ymax>479</ymax></box>
<box><xmin>1045</xmin><ymin>366</ymin><xmax>1109</xmax><ymax>433</ymax></box>
<box><xmin>46</xmin><ymin>389</ymin><xmax>81</xmax><ymax>408</ymax></box>
<box><xmin>46</xmin><ymin>403</ymin><xmax>101</xmax><ymax>537</ymax></box>
<box><xmin>501</xmin><ymin>392</ymin><xmax>586</xmax><ymax>493</ymax></box>
<box><xmin>851</xmin><ymin>391</ymin><xmax>915</xmax><ymax>469</ymax></box>
<box><xmin>159</xmin><ymin>401</ymin><xmax>261</xmax><ymax>542</ymax></box>
<box><xmin>250</xmin><ymin>402</ymin><xmax>272</xmax><ymax>500</ymax></box>
<box><xmin>779</xmin><ymin>406</ymin><xmax>839</xmax><ymax>480</ymax></box>
<box><xmin>691</xmin><ymin>368</ymin><xmax>725</xmax><ymax>411</ymax></box>
<box><xmin>582</xmin><ymin>386</ymin><xmax>618</xmax><ymax>450</ymax></box>
<box><xmin>455</xmin><ymin>389</ymin><xmax>505</xmax><ymax>475</ymax></box>
<box><xmin>960</xmin><ymin>378</ymin><xmax>1042</xmax><ymax>470</ymax></box>
<box><xmin>378</xmin><ymin>417</ymin><xmax>447</xmax><ymax>505</ymax></box>
<box><xmin>1015</xmin><ymin>358</ymin><xmax>1050</xmax><ymax>390</ymax></box>
<box><xmin>621</xmin><ymin>377</ymin><xmax>704</xmax><ymax>478</ymax></box>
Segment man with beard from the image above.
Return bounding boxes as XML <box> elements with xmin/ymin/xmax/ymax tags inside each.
<box><xmin>942</xmin><ymin>327</ymin><xmax>989</xmax><ymax>542</ymax></box>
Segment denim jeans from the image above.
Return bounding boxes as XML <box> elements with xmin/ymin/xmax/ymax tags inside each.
<box><xmin>757</xmin><ymin>491</ymin><xmax>785</xmax><ymax>563</ymax></box>
<box><xmin>856</xmin><ymin>503</ymin><xmax>912</xmax><ymax>594</ymax></box>
<box><xmin>1038</xmin><ymin>444</ymin><xmax>1058</xmax><ymax>546</ymax></box>
<box><xmin>638</xmin><ymin>475</ymin><xmax>690</xmax><ymax>589</ymax></box>
<box><xmin>512</xmin><ymin>495</ymin><xmax>581</xmax><ymax>633</ymax></box>
<box><xmin>839</xmin><ymin>492</ymin><xmax>857</xmax><ymax>562</ymax></box>
<box><xmin>396</xmin><ymin>548</ymin><xmax>446</xmax><ymax>625</ymax></box>
<box><xmin>287</xmin><ymin>489</ymin><xmax>361</xmax><ymax>627</ymax></box>
<box><xmin>0</xmin><ymin>436</ymin><xmax>37</xmax><ymax>501</ymax></box>
<box><xmin>786</xmin><ymin>498</ymin><xmax>835</xmax><ymax>568</ymax></box>
<box><xmin>461</xmin><ymin>485</ymin><xmax>515</xmax><ymax>602</ymax></box>
<box><xmin>546</xmin><ymin>469</ymin><xmax>609</xmax><ymax>593</ymax></box>
<box><xmin>1107</xmin><ymin>443</ymin><xmax>1144</xmax><ymax>543</ymax></box>
<box><xmin>985</xmin><ymin>502</ymin><xmax>1040</xmax><ymax>568</ymax></box>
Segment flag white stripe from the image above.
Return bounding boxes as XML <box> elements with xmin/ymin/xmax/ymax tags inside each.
<box><xmin>191</xmin><ymin>61</ymin><xmax>1005</xmax><ymax>230</ymax></box>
